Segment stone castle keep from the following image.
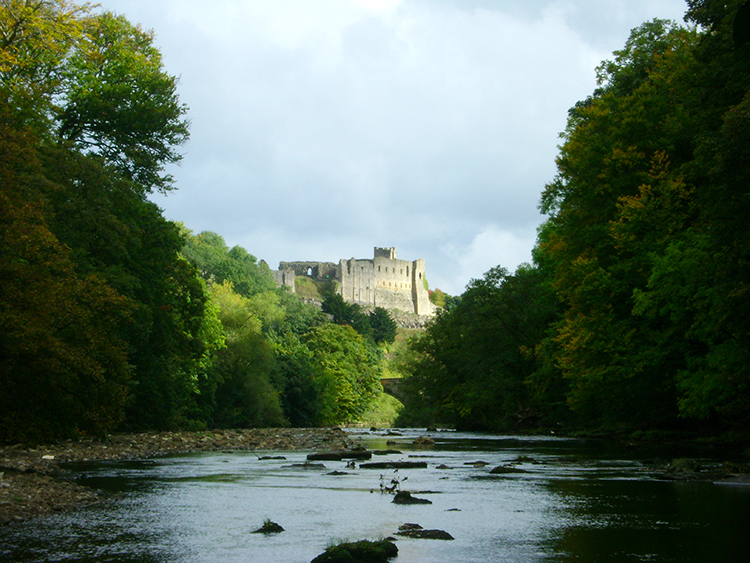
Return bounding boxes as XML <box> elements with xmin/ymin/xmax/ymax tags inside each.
<box><xmin>273</xmin><ymin>247</ymin><xmax>435</xmax><ymax>316</ymax></box>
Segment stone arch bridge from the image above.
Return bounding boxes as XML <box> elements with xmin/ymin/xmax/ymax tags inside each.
<box><xmin>380</xmin><ymin>378</ymin><xmax>404</xmax><ymax>403</ymax></box>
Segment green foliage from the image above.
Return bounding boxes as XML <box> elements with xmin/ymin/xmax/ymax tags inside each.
<box><xmin>204</xmin><ymin>282</ymin><xmax>286</xmax><ymax>428</ymax></box>
<box><xmin>368</xmin><ymin>307</ymin><xmax>397</xmax><ymax>345</ymax></box>
<box><xmin>359</xmin><ymin>391</ymin><xmax>403</xmax><ymax>428</ymax></box>
<box><xmin>321</xmin><ymin>292</ymin><xmax>399</xmax><ymax>344</ymax></box>
<box><xmin>396</xmin><ymin>265</ymin><xmax>560</xmax><ymax>431</ymax></box>
<box><xmin>302</xmin><ymin>324</ymin><xmax>382</xmax><ymax>425</ymax></box>
<box><xmin>272</xmin><ymin>331</ymin><xmax>323</xmax><ymax>426</ymax></box>
<box><xmin>429</xmin><ymin>288</ymin><xmax>460</xmax><ymax>311</ymax></box>
<box><xmin>181</xmin><ymin>230</ymin><xmax>277</xmax><ymax>297</ymax></box>
<box><xmin>0</xmin><ymin>1</ymin><xmax>224</xmax><ymax>441</ymax></box>
<box><xmin>321</xmin><ymin>292</ymin><xmax>374</xmax><ymax>341</ymax></box>
<box><xmin>530</xmin><ymin>0</ymin><xmax>750</xmax><ymax>433</ymax></box>
<box><xmin>57</xmin><ymin>12</ymin><xmax>189</xmax><ymax>192</ymax></box>
<box><xmin>0</xmin><ymin>109</ymin><xmax>132</xmax><ymax>443</ymax></box>
<box><xmin>429</xmin><ymin>288</ymin><xmax>446</xmax><ymax>308</ymax></box>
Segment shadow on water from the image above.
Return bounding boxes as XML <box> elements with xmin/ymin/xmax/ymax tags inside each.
<box><xmin>2</xmin><ymin>429</ymin><xmax>750</xmax><ymax>563</ymax></box>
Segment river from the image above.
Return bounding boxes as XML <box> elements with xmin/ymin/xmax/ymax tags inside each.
<box><xmin>1</xmin><ymin>429</ymin><xmax>749</xmax><ymax>562</ymax></box>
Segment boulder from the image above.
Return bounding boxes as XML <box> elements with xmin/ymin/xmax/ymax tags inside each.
<box><xmin>284</xmin><ymin>461</ymin><xmax>326</xmax><ymax>469</ymax></box>
<box><xmin>307</xmin><ymin>451</ymin><xmax>344</xmax><ymax>461</ymax></box>
<box><xmin>395</xmin><ymin>523</ymin><xmax>454</xmax><ymax>540</ymax></box>
<box><xmin>392</xmin><ymin>491</ymin><xmax>432</xmax><ymax>505</ymax></box>
<box><xmin>342</xmin><ymin>449</ymin><xmax>372</xmax><ymax>460</ymax></box>
<box><xmin>490</xmin><ymin>464</ymin><xmax>528</xmax><ymax>474</ymax></box>
<box><xmin>413</xmin><ymin>436</ymin><xmax>435</xmax><ymax>446</ymax></box>
<box><xmin>311</xmin><ymin>539</ymin><xmax>397</xmax><ymax>563</ymax></box>
<box><xmin>252</xmin><ymin>520</ymin><xmax>284</xmax><ymax>534</ymax></box>
<box><xmin>464</xmin><ymin>460</ymin><xmax>489</xmax><ymax>467</ymax></box>
<box><xmin>360</xmin><ymin>461</ymin><xmax>427</xmax><ymax>470</ymax></box>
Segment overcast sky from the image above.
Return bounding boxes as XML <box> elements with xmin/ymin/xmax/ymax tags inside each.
<box><xmin>104</xmin><ymin>0</ymin><xmax>690</xmax><ymax>295</ymax></box>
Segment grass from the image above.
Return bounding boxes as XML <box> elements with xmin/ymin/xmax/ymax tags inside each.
<box><xmin>294</xmin><ymin>277</ymin><xmax>336</xmax><ymax>300</ymax></box>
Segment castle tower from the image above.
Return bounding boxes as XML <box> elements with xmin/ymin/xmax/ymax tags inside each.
<box><xmin>275</xmin><ymin>247</ymin><xmax>435</xmax><ymax>317</ymax></box>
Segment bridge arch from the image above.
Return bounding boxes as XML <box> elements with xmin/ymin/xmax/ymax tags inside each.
<box><xmin>380</xmin><ymin>378</ymin><xmax>405</xmax><ymax>403</ymax></box>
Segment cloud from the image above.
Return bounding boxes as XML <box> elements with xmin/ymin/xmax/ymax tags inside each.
<box><xmin>112</xmin><ymin>0</ymin><xmax>689</xmax><ymax>295</ymax></box>
<box><xmin>437</xmin><ymin>225</ymin><xmax>538</xmax><ymax>293</ymax></box>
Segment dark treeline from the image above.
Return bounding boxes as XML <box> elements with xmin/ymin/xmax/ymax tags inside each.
<box><xmin>0</xmin><ymin>1</ymin><xmax>395</xmax><ymax>444</ymax></box>
<box><xmin>397</xmin><ymin>0</ymin><xmax>750</xmax><ymax>438</ymax></box>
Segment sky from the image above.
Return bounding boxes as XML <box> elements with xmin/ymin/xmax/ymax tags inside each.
<box><xmin>104</xmin><ymin>0</ymin><xmax>690</xmax><ymax>296</ymax></box>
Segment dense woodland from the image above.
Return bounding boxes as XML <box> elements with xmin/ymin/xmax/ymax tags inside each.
<box><xmin>0</xmin><ymin>0</ymin><xmax>398</xmax><ymax>444</ymax></box>
<box><xmin>3</xmin><ymin>0</ymin><xmax>750</xmax><ymax>445</ymax></box>
<box><xmin>397</xmin><ymin>0</ymin><xmax>750</xmax><ymax>439</ymax></box>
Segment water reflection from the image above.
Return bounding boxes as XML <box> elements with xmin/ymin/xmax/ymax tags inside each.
<box><xmin>1</xmin><ymin>430</ymin><xmax>749</xmax><ymax>562</ymax></box>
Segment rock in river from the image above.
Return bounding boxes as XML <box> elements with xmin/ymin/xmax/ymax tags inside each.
<box><xmin>392</xmin><ymin>491</ymin><xmax>432</xmax><ymax>505</ymax></box>
<box><xmin>360</xmin><ymin>461</ymin><xmax>427</xmax><ymax>470</ymax></box>
<box><xmin>395</xmin><ymin>523</ymin><xmax>454</xmax><ymax>540</ymax></box>
<box><xmin>311</xmin><ymin>539</ymin><xmax>398</xmax><ymax>562</ymax></box>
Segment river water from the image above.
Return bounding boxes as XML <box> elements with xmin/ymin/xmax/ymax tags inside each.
<box><xmin>1</xmin><ymin>429</ymin><xmax>749</xmax><ymax>562</ymax></box>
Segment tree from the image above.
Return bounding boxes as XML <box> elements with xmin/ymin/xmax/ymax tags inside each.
<box><xmin>301</xmin><ymin>324</ymin><xmax>381</xmax><ymax>425</ymax></box>
<box><xmin>397</xmin><ymin>265</ymin><xmax>561</xmax><ymax>431</ymax></box>
<box><xmin>58</xmin><ymin>11</ymin><xmax>188</xmax><ymax>192</ymax></box>
<box><xmin>1</xmin><ymin>2</ymin><xmax>229</xmax><ymax>436</ymax></box>
<box><xmin>321</xmin><ymin>291</ymin><xmax>374</xmax><ymax>341</ymax></box>
<box><xmin>2</xmin><ymin>3</ymin><xmax>189</xmax><ymax>194</ymax></box>
<box><xmin>181</xmin><ymin>230</ymin><xmax>277</xmax><ymax>297</ymax></box>
<box><xmin>369</xmin><ymin>307</ymin><xmax>397</xmax><ymax>345</ymax></box>
<box><xmin>206</xmin><ymin>282</ymin><xmax>285</xmax><ymax>428</ymax></box>
<box><xmin>535</xmin><ymin>20</ymin><xmax>701</xmax><ymax>430</ymax></box>
<box><xmin>0</xmin><ymin>0</ymin><xmax>88</xmax><ymax>131</ymax></box>
<box><xmin>0</xmin><ymin>110</ymin><xmax>132</xmax><ymax>443</ymax></box>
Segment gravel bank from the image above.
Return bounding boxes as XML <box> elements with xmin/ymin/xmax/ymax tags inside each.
<box><xmin>0</xmin><ymin>427</ymin><xmax>354</xmax><ymax>525</ymax></box>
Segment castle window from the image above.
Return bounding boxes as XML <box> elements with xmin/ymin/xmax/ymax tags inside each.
<box><xmin>378</xmin><ymin>266</ymin><xmax>381</xmax><ymax>272</ymax></box>
<box><xmin>407</xmin><ymin>267</ymin><xmax>409</xmax><ymax>276</ymax></box>
<box><xmin>400</xmin><ymin>269</ymin><xmax>403</xmax><ymax>274</ymax></box>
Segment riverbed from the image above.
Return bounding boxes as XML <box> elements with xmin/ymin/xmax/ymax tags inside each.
<box><xmin>2</xmin><ymin>429</ymin><xmax>749</xmax><ymax>562</ymax></box>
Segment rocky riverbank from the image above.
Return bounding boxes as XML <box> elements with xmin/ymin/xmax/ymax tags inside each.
<box><xmin>0</xmin><ymin>427</ymin><xmax>354</xmax><ymax>525</ymax></box>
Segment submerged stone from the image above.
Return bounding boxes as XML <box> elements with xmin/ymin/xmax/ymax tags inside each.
<box><xmin>490</xmin><ymin>465</ymin><xmax>528</xmax><ymax>474</ymax></box>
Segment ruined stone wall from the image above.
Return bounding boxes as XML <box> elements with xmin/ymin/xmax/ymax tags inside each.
<box><xmin>278</xmin><ymin>261</ymin><xmax>338</xmax><ymax>281</ymax></box>
<box><xmin>272</xmin><ymin>268</ymin><xmax>295</xmax><ymax>291</ymax></box>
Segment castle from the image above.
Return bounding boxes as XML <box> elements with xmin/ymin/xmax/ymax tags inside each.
<box><xmin>273</xmin><ymin>247</ymin><xmax>436</xmax><ymax>316</ymax></box>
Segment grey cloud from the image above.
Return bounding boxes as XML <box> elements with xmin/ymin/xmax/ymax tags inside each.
<box><xmin>117</xmin><ymin>0</ymin><xmax>688</xmax><ymax>294</ymax></box>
